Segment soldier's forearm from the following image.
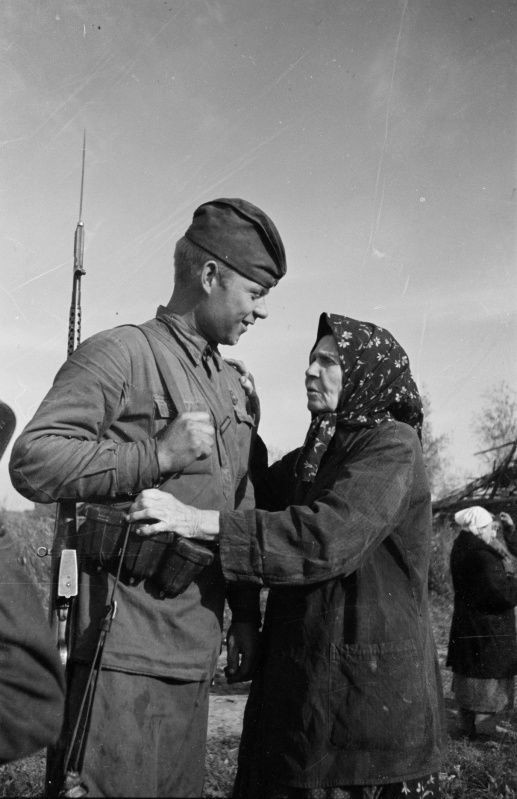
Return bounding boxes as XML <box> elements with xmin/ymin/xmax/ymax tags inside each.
<box><xmin>9</xmin><ymin>435</ymin><xmax>160</xmax><ymax>502</ymax></box>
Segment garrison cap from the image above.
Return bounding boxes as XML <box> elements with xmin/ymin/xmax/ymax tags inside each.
<box><xmin>184</xmin><ymin>198</ymin><xmax>286</xmax><ymax>288</ymax></box>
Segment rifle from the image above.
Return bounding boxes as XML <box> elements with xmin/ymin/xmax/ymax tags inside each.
<box><xmin>48</xmin><ymin>131</ymin><xmax>86</xmax><ymax>665</ymax></box>
<box><xmin>44</xmin><ymin>135</ymin><xmax>86</xmax><ymax>797</ymax></box>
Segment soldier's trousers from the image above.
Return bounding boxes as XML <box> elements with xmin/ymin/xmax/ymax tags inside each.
<box><xmin>49</xmin><ymin>664</ymin><xmax>210</xmax><ymax>798</ymax></box>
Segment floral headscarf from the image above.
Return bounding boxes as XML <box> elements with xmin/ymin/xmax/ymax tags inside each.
<box><xmin>297</xmin><ymin>313</ymin><xmax>423</xmax><ymax>482</ymax></box>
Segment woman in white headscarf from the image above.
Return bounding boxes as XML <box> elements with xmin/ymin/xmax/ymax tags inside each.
<box><xmin>447</xmin><ymin>506</ymin><xmax>517</xmax><ymax>738</ymax></box>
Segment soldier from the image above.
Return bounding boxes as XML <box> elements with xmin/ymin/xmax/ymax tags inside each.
<box><xmin>9</xmin><ymin>199</ymin><xmax>286</xmax><ymax>797</ymax></box>
<box><xmin>0</xmin><ymin>400</ymin><xmax>64</xmax><ymax>765</ymax></box>
<box><xmin>0</xmin><ymin>526</ymin><xmax>65</xmax><ymax>765</ymax></box>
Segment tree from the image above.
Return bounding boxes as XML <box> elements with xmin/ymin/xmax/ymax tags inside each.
<box><xmin>421</xmin><ymin>389</ymin><xmax>451</xmax><ymax>499</ymax></box>
<box><xmin>472</xmin><ymin>381</ymin><xmax>517</xmax><ymax>468</ymax></box>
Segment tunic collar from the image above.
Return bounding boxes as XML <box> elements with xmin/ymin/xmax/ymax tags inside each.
<box><xmin>155</xmin><ymin>306</ymin><xmax>222</xmax><ymax>372</ymax></box>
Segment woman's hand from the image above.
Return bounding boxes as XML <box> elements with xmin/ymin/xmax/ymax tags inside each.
<box><xmin>225</xmin><ymin>358</ymin><xmax>260</xmax><ymax>424</ymax></box>
<box><xmin>499</xmin><ymin>512</ymin><xmax>515</xmax><ymax>529</ymax></box>
<box><xmin>499</xmin><ymin>511</ymin><xmax>517</xmax><ymax>558</ymax></box>
<box><xmin>126</xmin><ymin>488</ymin><xmax>219</xmax><ymax>540</ymax></box>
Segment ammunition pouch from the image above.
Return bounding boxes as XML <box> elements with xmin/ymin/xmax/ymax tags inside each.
<box><xmin>77</xmin><ymin>504</ymin><xmax>214</xmax><ymax>598</ymax></box>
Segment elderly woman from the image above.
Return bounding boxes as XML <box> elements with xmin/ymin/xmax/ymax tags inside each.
<box><xmin>447</xmin><ymin>506</ymin><xmax>517</xmax><ymax>739</ymax></box>
<box><xmin>128</xmin><ymin>313</ymin><xmax>444</xmax><ymax>799</ymax></box>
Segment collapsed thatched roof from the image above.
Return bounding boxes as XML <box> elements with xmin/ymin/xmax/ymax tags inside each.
<box><xmin>433</xmin><ymin>440</ymin><xmax>517</xmax><ymax>516</ymax></box>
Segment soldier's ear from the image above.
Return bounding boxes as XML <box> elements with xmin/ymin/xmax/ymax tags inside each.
<box><xmin>200</xmin><ymin>260</ymin><xmax>219</xmax><ymax>294</ymax></box>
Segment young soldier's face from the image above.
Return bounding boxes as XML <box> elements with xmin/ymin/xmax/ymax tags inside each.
<box><xmin>204</xmin><ymin>270</ymin><xmax>269</xmax><ymax>346</ymax></box>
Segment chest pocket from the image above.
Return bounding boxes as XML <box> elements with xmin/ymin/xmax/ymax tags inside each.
<box><xmin>233</xmin><ymin>403</ymin><xmax>254</xmax><ymax>429</ymax></box>
<box><xmin>153</xmin><ymin>394</ymin><xmax>176</xmax><ymax>434</ymax></box>
<box><xmin>153</xmin><ymin>393</ymin><xmax>213</xmax><ymax>477</ymax></box>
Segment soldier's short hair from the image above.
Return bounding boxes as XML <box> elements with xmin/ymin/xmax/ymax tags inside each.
<box><xmin>173</xmin><ymin>237</ymin><xmax>234</xmax><ymax>288</ymax></box>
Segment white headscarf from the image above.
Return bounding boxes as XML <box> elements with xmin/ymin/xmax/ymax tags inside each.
<box><xmin>454</xmin><ymin>506</ymin><xmax>495</xmax><ymax>542</ymax></box>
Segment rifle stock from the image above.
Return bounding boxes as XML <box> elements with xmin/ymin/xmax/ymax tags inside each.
<box><xmin>49</xmin><ymin>501</ymin><xmax>78</xmax><ymax>666</ymax></box>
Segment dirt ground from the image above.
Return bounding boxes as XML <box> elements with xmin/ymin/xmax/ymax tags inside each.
<box><xmin>208</xmin><ymin>693</ymin><xmax>247</xmax><ymax>740</ymax></box>
<box><xmin>208</xmin><ymin>647</ymin><xmax>248</xmax><ymax>739</ymax></box>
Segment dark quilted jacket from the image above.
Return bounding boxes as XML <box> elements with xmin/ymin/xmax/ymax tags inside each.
<box><xmin>220</xmin><ymin>420</ymin><xmax>444</xmax><ymax>791</ymax></box>
<box><xmin>447</xmin><ymin>529</ymin><xmax>517</xmax><ymax>679</ymax></box>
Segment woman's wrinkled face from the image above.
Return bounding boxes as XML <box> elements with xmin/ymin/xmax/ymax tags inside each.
<box><xmin>477</xmin><ymin>519</ymin><xmax>498</xmax><ymax>543</ymax></box>
<box><xmin>305</xmin><ymin>334</ymin><xmax>343</xmax><ymax>413</ymax></box>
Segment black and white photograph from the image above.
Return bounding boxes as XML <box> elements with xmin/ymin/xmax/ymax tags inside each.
<box><xmin>0</xmin><ymin>1</ymin><xmax>516</xmax><ymax>796</ymax></box>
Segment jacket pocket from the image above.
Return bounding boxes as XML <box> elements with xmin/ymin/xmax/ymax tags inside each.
<box><xmin>230</xmin><ymin>402</ymin><xmax>255</xmax><ymax>482</ymax></box>
<box><xmin>153</xmin><ymin>393</ymin><xmax>176</xmax><ymax>433</ymax></box>
<box><xmin>154</xmin><ymin>394</ymin><xmax>213</xmax><ymax>476</ymax></box>
<box><xmin>233</xmin><ymin>402</ymin><xmax>255</xmax><ymax>428</ymax></box>
<box><xmin>329</xmin><ymin>639</ymin><xmax>426</xmax><ymax>751</ymax></box>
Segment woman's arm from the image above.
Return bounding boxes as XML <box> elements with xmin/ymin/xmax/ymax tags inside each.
<box><xmin>500</xmin><ymin>512</ymin><xmax>517</xmax><ymax>557</ymax></box>
<box><xmin>252</xmin><ymin>446</ymin><xmax>301</xmax><ymax>511</ymax></box>
<box><xmin>128</xmin><ymin>424</ymin><xmax>422</xmax><ymax>587</ymax></box>
<box><xmin>225</xmin><ymin>358</ymin><xmax>300</xmax><ymax>512</ymax></box>
<box><xmin>219</xmin><ymin>425</ymin><xmax>419</xmax><ymax>586</ymax></box>
<box><xmin>473</xmin><ymin>548</ymin><xmax>517</xmax><ymax>612</ymax></box>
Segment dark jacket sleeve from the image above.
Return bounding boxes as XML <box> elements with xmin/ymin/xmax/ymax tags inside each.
<box><xmin>253</xmin><ymin>448</ymin><xmax>302</xmax><ymax>512</ymax></box>
<box><xmin>226</xmin><ymin>464</ymin><xmax>262</xmax><ymax>626</ymax></box>
<box><xmin>220</xmin><ymin>424</ymin><xmax>417</xmax><ymax>586</ymax></box>
<box><xmin>472</xmin><ymin>548</ymin><xmax>517</xmax><ymax>613</ymax></box>
<box><xmin>9</xmin><ymin>330</ymin><xmax>160</xmax><ymax>503</ymax></box>
<box><xmin>224</xmin><ymin>437</ymin><xmax>293</xmax><ymax>627</ymax></box>
<box><xmin>0</xmin><ymin>530</ymin><xmax>65</xmax><ymax>763</ymax></box>
<box><xmin>502</xmin><ymin>522</ymin><xmax>517</xmax><ymax>557</ymax></box>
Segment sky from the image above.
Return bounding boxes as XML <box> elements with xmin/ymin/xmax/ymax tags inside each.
<box><xmin>1</xmin><ymin>0</ymin><xmax>516</xmax><ymax>510</ymax></box>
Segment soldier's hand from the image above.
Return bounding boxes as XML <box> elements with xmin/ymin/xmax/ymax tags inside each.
<box><xmin>225</xmin><ymin>622</ymin><xmax>260</xmax><ymax>683</ymax></box>
<box><xmin>156</xmin><ymin>411</ymin><xmax>214</xmax><ymax>475</ymax></box>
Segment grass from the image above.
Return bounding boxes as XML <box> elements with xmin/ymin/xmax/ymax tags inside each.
<box><xmin>0</xmin><ymin>511</ymin><xmax>516</xmax><ymax>797</ymax></box>
<box><xmin>204</xmin><ymin>736</ymin><xmax>241</xmax><ymax>798</ymax></box>
<box><xmin>0</xmin><ymin>753</ymin><xmax>45</xmax><ymax>798</ymax></box>
<box><xmin>442</xmin><ymin>735</ymin><xmax>517</xmax><ymax>799</ymax></box>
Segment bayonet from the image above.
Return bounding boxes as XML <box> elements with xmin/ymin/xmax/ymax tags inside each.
<box><xmin>67</xmin><ymin>131</ymin><xmax>86</xmax><ymax>357</ymax></box>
